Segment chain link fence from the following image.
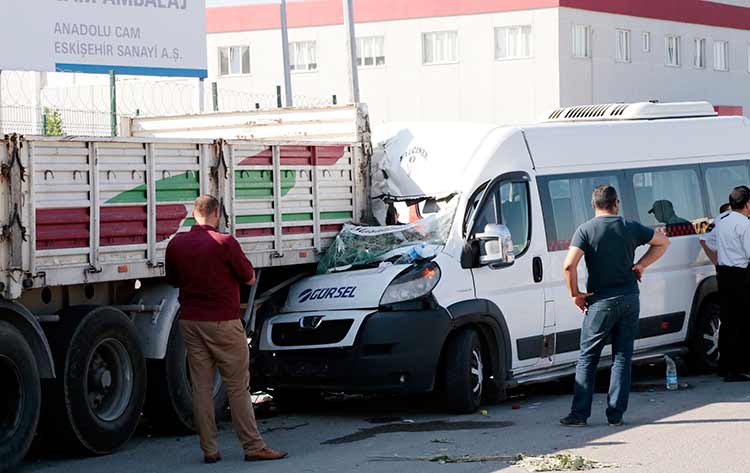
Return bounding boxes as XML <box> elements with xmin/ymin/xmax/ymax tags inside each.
<box><xmin>0</xmin><ymin>70</ymin><xmax>339</xmax><ymax>137</ymax></box>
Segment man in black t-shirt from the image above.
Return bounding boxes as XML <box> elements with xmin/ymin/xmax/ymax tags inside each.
<box><xmin>560</xmin><ymin>185</ymin><xmax>669</xmax><ymax>427</ymax></box>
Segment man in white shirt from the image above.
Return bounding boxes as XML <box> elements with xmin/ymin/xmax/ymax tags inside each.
<box><xmin>700</xmin><ymin>202</ymin><xmax>731</xmax><ymax>265</ymax></box>
<box><xmin>712</xmin><ymin>186</ymin><xmax>750</xmax><ymax>382</ymax></box>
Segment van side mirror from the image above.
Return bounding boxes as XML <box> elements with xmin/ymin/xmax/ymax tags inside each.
<box><xmin>477</xmin><ymin>224</ymin><xmax>515</xmax><ymax>268</ymax></box>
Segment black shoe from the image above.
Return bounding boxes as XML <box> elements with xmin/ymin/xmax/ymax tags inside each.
<box><xmin>608</xmin><ymin>419</ymin><xmax>624</xmax><ymax>427</ymax></box>
<box><xmin>204</xmin><ymin>453</ymin><xmax>222</xmax><ymax>464</ymax></box>
<box><xmin>560</xmin><ymin>415</ymin><xmax>587</xmax><ymax>427</ymax></box>
<box><xmin>724</xmin><ymin>373</ymin><xmax>750</xmax><ymax>383</ymax></box>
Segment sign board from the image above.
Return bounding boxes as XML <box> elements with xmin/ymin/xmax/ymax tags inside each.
<box><xmin>1</xmin><ymin>0</ymin><xmax>207</xmax><ymax>78</ymax></box>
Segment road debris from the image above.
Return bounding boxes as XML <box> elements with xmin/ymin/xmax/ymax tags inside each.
<box><xmin>323</xmin><ymin>420</ymin><xmax>513</xmax><ymax>445</ymax></box>
<box><xmin>515</xmin><ymin>452</ymin><xmax>617</xmax><ymax>471</ymax></box>
<box><xmin>430</xmin><ymin>438</ymin><xmax>453</xmax><ymax>444</ymax></box>
<box><xmin>261</xmin><ymin>422</ymin><xmax>309</xmax><ymax>433</ymax></box>
<box><xmin>368</xmin><ymin>453</ymin><xmax>522</xmax><ymax>463</ymax></box>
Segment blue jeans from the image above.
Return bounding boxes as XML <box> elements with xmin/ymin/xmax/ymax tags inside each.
<box><xmin>570</xmin><ymin>294</ymin><xmax>640</xmax><ymax>422</ymax></box>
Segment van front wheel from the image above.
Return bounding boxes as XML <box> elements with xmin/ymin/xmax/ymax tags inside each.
<box><xmin>442</xmin><ymin>329</ymin><xmax>483</xmax><ymax>414</ymax></box>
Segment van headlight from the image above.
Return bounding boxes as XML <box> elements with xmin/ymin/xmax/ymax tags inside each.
<box><xmin>380</xmin><ymin>262</ymin><xmax>441</xmax><ymax>305</ymax></box>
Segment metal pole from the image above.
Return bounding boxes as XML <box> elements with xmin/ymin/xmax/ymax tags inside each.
<box><xmin>109</xmin><ymin>70</ymin><xmax>117</xmax><ymax>137</ymax></box>
<box><xmin>197</xmin><ymin>77</ymin><xmax>205</xmax><ymax>113</ymax></box>
<box><xmin>0</xmin><ymin>70</ymin><xmax>3</xmax><ymax>135</ymax></box>
<box><xmin>212</xmin><ymin>82</ymin><xmax>219</xmax><ymax>112</ymax></box>
<box><xmin>280</xmin><ymin>0</ymin><xmax>293</xmax><ymax>107</ymax></box>
<box><xmin>342</xmin><ymin>0</ymin><xmax>360</xmax><ymax>103</ymax></box>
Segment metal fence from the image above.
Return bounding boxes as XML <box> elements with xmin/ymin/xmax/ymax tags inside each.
<box><xmin>0</xmin><ymin>70</ymin><xmax>339</xmax><ymax>137</ymax></box>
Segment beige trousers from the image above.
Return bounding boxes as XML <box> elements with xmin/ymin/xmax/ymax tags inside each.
<box><xmin>180</xmin><ymin>319</ymin><xmax>266</xmax><ymax>456</ymax></box>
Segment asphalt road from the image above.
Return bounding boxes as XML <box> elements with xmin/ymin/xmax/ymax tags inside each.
<box><xmin>23</xmin><ymin>364</ymin><xmax>750</xmax><ymax>473</ymax></box>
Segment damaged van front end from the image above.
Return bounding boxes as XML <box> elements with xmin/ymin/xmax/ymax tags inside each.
<box><xmin>255</xmin><ymin>200</ymin><xmax>457</xmax><ymax>394</ymax></box>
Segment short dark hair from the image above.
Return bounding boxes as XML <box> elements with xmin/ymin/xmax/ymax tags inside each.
<box><xmin>592</xmin><ymin>185</ymin><xmax>618</xmax><ymax>211</ymax></box>
<box><xmin>194</xmin><ymin>195</ymin><xmax>220</xmax><ymax>217</ymax></box>
<box><xmin>720</xmin><ymin>202</ymin><xmax>731</xmax><ymax>213</ymax></box>
<box><xmin>729</xmin><ymin>186</ymin><xmax>750</xmax><ymax>210</ymax></box>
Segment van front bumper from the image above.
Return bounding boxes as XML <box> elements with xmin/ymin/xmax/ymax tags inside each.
<box><xmin>254</xmin><ymin>307</ymin><xmax>453</xmax><ymax>393</ymax></box>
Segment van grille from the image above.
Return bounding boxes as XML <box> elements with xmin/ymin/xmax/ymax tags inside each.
<box><xmin>271</xmin><ymin>319</ymin><xmax>354</xmax><ymax>346</ymax></box>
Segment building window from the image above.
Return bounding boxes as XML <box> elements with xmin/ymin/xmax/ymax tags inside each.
<box><xmin>694</xmin><ymin>38</ymin><xmax>706</xmax><ymax>69</ymax></box>
<box><xmin>218</xmin><ymin>46</ymin><xmax>251</xmax><ymax>76</ymax></box>
<box><xmin>616</xmin><ymin>29</ymin><xmax>631</xmax><ymax>62</ymax></box>
<box><xmin>642</xmin><ymin>32</ymin><xmax>651</xmax><ymax>52</ymax></box>
<box><xmin>714</xmin><ymin>40</ymin><xmax>729</xmax><ymax>71</ymax></box>
<box><xmin>572</xmin><ymin>24</ymin><xmax>592</xmax><ymax>58</ymax></box>
<box><xmin>495</xmin><ymin>25</ymin><xmax>532</xmax><ymax>60</ymax></box>
<box><xmin>422</xmin><ymin>31</ymin><xmax>458</xmax><ymax>65</ymax></box>
<box><xmin>665</xmin><ymin>35</ymin><xmax>681</xmax><ymax>67</ymax></box>
<box><xmin>356</xmin><ymin>36</ymin><xmax>385</xmax><ymax>67</ymax></box>
<box><xmin>290</xmin><ymin>41</ymin><xmax>317</xmax><ymax>72</ymax></box>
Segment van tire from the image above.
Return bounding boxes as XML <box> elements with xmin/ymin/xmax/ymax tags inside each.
<box><xmin>40</xmin><ymin>306</ymin><xmax>146</xmax><ymax>455</ymax></box>
<box><xmin>443</xmin><ymin>329</ymin><xmax>483</xmax><ymax>414</ymax></box>
<box><xmin>688</xmin><ymin>300</ymin><xmax>721</xmax><ymax>372</ymax></box>
<box><xmin>144</xmin><ymin>316</ymin><xmax>228</xmax><ymax>433</ymax></box>
<box><xmin>0</xmin><ymin>321</ymin><xmax>41</xmax><ymax>472</ymax></box>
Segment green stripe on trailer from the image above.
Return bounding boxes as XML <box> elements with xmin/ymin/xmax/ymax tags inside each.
<box><xmin>282</xmin><ymin>213</ymin><xmax>313</xmax><ymax>222</ymax></box>
<box><xmin>321</xmin><ymin>211</ymin><xmax>353</xmax><ymax>220</ymax></box>
<box><xmin>106</xmin><ymin>171</ymin><xmax>200</xmax><ymax>204</ymax></box>
<box><xmin>237</xmin><ymin>215</ymin><xmax>275</xmax><ymax>224</ymax></box>
<box><xmin>235</xmin><ymin>170</ymin><xmax>296</xmax><ymax>200</ymax></box>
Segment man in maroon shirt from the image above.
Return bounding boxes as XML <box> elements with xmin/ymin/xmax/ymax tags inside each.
<box><xmin>166</xmin><ymin>195</ymin><xmax>287</xmax><ymax>464</ymax></box>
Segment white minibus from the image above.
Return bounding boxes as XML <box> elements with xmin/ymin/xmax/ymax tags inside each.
<box><xmin>256</xmin><ymin>102</ymin><xmax>735</xmax><ymax>413</ymax></box>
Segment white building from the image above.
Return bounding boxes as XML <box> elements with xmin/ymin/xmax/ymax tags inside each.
<box><xmin>206</xmin><ymin>0</ymin><xmax>750</xmax><ymax>125</ymax></box>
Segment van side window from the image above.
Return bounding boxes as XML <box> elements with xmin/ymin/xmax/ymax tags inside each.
<box><xmin>540</xmin><ymin>174</ymin><xmax>620</xmax><ymax>251</ymax></box>
<box><xmin>631</xmin><ymin>167</ymin><xmax>705</xmax><ymax>237</ymax></box>
<box><xmin>704</xmin><ymin>164</ymin><xmax>749</xmax><ymax>215</ymax></box>
<box><xmin>469</xmin><ymin>180</ymin><xmax>531</xmax><ymax>256</ymax></box>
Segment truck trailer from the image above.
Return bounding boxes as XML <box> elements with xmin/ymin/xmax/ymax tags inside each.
<box><xmin>0</xmin><ymin>104</ymin><xmax>370</xmax><ymax>470</ymax></box>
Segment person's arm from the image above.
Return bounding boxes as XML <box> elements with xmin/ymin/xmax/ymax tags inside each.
<box><xmin>563</xmin><ymin>246</ymin><xmax>592</xmax><ymax>313</ymax></box>
<box><xmin>164</xmin><ymin>242</ymin><xmax>180</xmax><ymax>287</ymax></box>
<box><xmin>632</xmin><ymin>231</ymin><xmax>670</xmax><ymax>281</ymax></box>
<box><xmin>699</xmin><ymin>239</ymin><xmax>718</xmax><ymax>266</ymax></box>
<box><xmin>226</xmin><ymin>237</ymin><xmax>256</xmax><ymax>285</ymax></box>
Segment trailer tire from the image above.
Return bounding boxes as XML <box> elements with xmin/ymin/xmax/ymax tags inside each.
<box><xmin>144</xmin><ymin>316</ymin><xmax>228</xmax><ymax>433</ymax></box>
<box><xmin>41</xmin><ymin>306</ymin><xmax>146</xmax><ymax>455</ymax></box>
<box><xmin>442</xmin><ymin>328</ymin><xmax>484</xmax><ymax>414</ymax></box>
<box><xmin>0</xmin><ymin>321</ymin><xmax>41</xmax><ymax>472</ymax></box>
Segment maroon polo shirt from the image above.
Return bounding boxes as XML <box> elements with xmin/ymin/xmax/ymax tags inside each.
<box><xmin>165</xmin><ymin>225</ymin><xmax>254</xmax><ymax>322</ymax></box>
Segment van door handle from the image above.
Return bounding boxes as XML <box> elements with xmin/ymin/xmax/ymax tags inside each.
<box><xmin>533</xmin><ymin>257</ymin><xmax>543</xmax><ymax>283</ymax></box>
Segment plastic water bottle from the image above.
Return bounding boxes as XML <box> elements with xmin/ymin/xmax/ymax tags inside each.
<box><xmin>665</xmin><ymin>355</ymin><xmax>678</xmax><ymax>391</ymax></box>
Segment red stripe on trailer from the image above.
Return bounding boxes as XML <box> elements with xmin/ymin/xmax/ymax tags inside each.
<box><xmin>312</xmin><ymin>146</ymin><xmax>346</xmax><ymax>166</ymax></box>
<box><xmin>238</xmin><ymin>147</ymin><xmax>273</xmax><ymax>166</ymax></box>
<box><xmin>320</xmin><ymin>224</ymin><xmax>343</xmax><ymax>233</ymax></box>
<box><xmin>237</xmin><ymin>228</ymin><xmax>274</xmax><ymax>237</ymax></box>
<box><xmin>282</xmin><ymin>225</ymin><xmax>314</xmax><ymax>235</ymax></box>
<box><xmin>156</xmin><ymin>204</ymin><xmax>189</xmax><ymax>242</ymax></box>
<box><xmin>36</xmin><ymin>208</ymin><xmax>90</xmax><ymax>250</ymax></box>
<box><xmin>100</xmin><ymin>206</ymin><xmax>147</xmax><ymax>246</ymax></box>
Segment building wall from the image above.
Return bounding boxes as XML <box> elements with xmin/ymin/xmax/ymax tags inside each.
<box><xmin>208</xmin><ymin>8</ymin><xmax>561</xmax><ymax>126</ymax></box>
<box><xmin>559</xmin><ymin>8</ymin><xmax>750</xmax><ymax>113</ymax></box>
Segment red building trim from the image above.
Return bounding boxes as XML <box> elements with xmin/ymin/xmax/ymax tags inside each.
<box><xmin>207</xmin><ymin>0</ymin><xmax>750</xmax><ymax>34</ymax></box>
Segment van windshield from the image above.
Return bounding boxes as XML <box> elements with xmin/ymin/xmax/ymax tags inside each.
<box><xmin>316</xmin><ymin>196</ymin><xmax>458</xmax><ymax>274</ymax></box>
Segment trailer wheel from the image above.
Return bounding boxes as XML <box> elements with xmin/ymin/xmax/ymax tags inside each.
<box><xmin>41</xmin><ymin>306</ymin><xmax>146</xmax><ymax>455</ymax></box>
<box><xmin>0</xmin><ymin>321</ymin><xmax>41</xmax><ymax>472</ymax></box>
<box><xmin>144</xmin><ymin>316</ymin><xmax>228</xmax><ymax>433</ymax></box>
<box><xmin>442</xmin><ymin>328</ymin><xmax>484</xmax><ymax>414</ymax></box>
